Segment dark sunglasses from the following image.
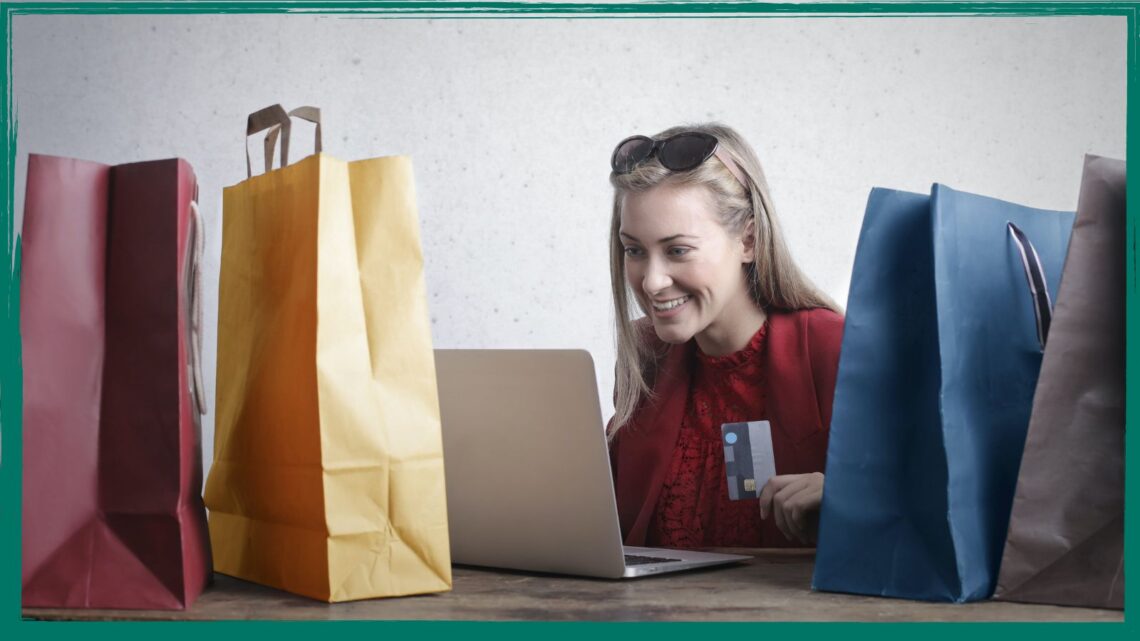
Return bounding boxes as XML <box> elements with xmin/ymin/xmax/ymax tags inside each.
<box><xmin>610</xmin><ymin>132</ymin><xmax>747</xmax><ymax>188</ymax></box>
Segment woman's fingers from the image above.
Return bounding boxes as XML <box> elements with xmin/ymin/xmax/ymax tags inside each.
<box><xmin>782</xmin><ymin>485</ymin><xmax>821</xmax><ymax>543</ymax></box>
<box><xmin>773</xmin><ymin>478</ymin><xmax>812</xmax><ymax>541</ymax></box>
<box><xmin>771</xmin><ymin>492</ymin><xmax>792</xmax><ymax>540</ymax></box>
<box><xmin>758</xmin><ymin>475</ymin><xmax>792</xmax><ymax>520</ymax></box>
<box><xmin>761</xmin><ymin>473</ymin><xmax>826</xmax><ymax>543</ymax></box>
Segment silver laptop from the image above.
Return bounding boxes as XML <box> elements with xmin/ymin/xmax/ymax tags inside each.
<box><xmin>434</xmin><ymin>349</ymin><xmax>751</xmax><ymax>579</ymax></box>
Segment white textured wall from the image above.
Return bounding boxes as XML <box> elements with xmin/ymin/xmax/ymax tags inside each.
<box><xmin>10</xmin><ymin>14</ymin><xmax>1126</xmax><ymax>478</ymax></box>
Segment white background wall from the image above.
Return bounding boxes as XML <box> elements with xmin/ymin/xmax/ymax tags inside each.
<box><xmin>10</xmin><ymin>13</ymin><xmax>1126</xmax><ymax>478</ymax></box>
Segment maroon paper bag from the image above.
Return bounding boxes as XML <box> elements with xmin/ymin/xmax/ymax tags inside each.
<box><xmin>21</xmin><ymin>154</ymin><xmax>211</xmax><ymax>610</ymax></box>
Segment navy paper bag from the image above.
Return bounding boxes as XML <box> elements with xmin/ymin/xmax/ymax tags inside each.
<box><xmin>812</xmin><ymin>184</ymin><xmax>1074</xmax><ymax>602</ymax></box>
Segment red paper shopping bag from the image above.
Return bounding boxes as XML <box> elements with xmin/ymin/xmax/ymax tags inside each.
<box><xmin>21</xmin><ymin>154</ymin><xmax>211</xmax><ymax>609</ymax></box>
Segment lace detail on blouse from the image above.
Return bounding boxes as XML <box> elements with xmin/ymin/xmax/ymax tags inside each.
<box><xmin>648</xmin><ymin>324</ymin><xmax>769</xmax><ymax>548</ymax></box>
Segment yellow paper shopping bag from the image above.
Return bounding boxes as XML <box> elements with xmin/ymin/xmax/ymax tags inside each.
<box><xmin>204</xmin><ymin>105</ymin><xmax>451</xmax><ymax>602</ymax></box>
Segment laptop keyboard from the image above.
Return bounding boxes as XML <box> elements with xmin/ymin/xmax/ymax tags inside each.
<box><xmin>624</xmin><ymin>554</ymin><xmax>683</xmax><ymax>566</ymax></box>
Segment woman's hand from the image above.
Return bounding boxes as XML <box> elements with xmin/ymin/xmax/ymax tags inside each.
<box><xmin>758</xmin><ymin>472</ymin><xmax>824</xmax><ymax>544</ymax></box>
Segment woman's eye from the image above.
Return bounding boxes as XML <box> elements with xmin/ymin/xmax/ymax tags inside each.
<box><xmin>623</xmin><ymin>246</ymin><xmax>645</xmax><ymax>258</ymax></box>
<box><xmin>667</xmin><ymin>246</ymin><xmax>691</xmax><ymax>257</ymax></box>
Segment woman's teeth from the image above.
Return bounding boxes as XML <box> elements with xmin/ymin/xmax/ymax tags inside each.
<box><xmin>653</xmin><ymin>296</ymin><xmax>691</xmax><ymax>311</ymax></box>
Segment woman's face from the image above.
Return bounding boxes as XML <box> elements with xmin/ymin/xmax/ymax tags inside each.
<box><xmin>619</xmin><ymin>182</ymin><xmax>755</xmax><ymax>347</ymax></box>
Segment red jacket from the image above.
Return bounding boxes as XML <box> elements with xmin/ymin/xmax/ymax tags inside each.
<box><xmin>609</xmin><ymin>307</ymin><xmax>845</xmax><ymax>546</ymax></box>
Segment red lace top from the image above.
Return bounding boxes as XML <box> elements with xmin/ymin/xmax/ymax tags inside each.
<box><xmin>647</xmin><ymin>324</ymin><xmax>769</xmax><ymax>548</ymax></box>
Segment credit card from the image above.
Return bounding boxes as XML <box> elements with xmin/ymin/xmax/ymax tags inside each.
<box><xmin>722</xmin><ymin>420</ymin><xmax>777</xmax><ymax>500</ymax></box>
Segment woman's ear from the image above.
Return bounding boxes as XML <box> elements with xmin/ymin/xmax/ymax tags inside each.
<box><xmin>741</xmin><ymin>220</ymin><xmax>757</xmax><ymax>263</ymax></box>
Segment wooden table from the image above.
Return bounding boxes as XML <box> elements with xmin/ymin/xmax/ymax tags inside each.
<box><xmin>22</xmin><ymin>550</ymin><xmax>1123</xmax><ymax>622</ymax></box>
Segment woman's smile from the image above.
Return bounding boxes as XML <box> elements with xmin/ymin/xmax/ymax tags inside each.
<box><xmin>650</xmin><ymin>295</ymin><xmax>693</xmax><ymax>318</ymax></box>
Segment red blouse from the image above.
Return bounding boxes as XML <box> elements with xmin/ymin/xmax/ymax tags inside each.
<box><xmin>610</xmin><ymin>308</ymin><xmax>843</xmax><ymax>549</ymax></box>
<box><xmin>648</xmin><ymin>324</ymin><xmax>769</xmax><ymax>548</ymax></box>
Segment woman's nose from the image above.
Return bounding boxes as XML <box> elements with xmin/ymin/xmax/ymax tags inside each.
<box><xmin>642</xmin><ymin>258</ymin><xmax>672</xmax><ymax>294</ymax></box>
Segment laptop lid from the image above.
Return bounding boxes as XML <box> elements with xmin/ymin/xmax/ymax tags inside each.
<box><xmin>434</xmin><ymin>349</ymin><xmax>628</xmax><ymax>578</ymax></box>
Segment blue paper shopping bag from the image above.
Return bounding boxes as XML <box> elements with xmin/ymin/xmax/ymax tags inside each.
<box><xmin>812</xmin><ymin>184</ymin><xmax>1074</xmax><ymax>602</ymax></box>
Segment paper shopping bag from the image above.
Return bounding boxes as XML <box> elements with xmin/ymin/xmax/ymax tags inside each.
<box><xmin>812</xmin><ymin>184</ymin><xmax>1074</xmax><ymax>602</ymax></box>
<box><xmin>994</xmin><ymin>155</ymin><xmax>1125</xmax><ymax>609</ymax></box>
<box><xmin>21</xmin><ymin>154</ymin><xmax>211</xmax><ymax>609</ymax></box>
<box><xmin>204</xmin><ymin>105</ymin><xmax>451</xmax><ymax>602</ymax></box>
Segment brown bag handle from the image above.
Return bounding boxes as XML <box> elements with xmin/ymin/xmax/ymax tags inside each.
<box><xmin>264</xmin><ymin>106</ymin><xmax>323</xmax><ymax>169</ymax></box>
<box><xmin>245</xmin><ymin>104</ymin><xmax>291</xmax><ymax>178</ymax></box>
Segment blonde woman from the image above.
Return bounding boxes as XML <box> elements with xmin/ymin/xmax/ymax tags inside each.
<box><xmin>607</xmin><ymin>124</ymin><xmax>844</xmax><ymax>548</ymax></box>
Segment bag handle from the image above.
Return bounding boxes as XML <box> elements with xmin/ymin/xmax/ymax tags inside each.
<box><xmin>245</xmin><ymin>104</ymin><xmax>291</xmax><ymax>178</ymax></box>
<box><xmin>1007</xmin><ymin>222</ymin><xmax>1054</xmax><ymax>351</ymax></box>
<box><xmin>263</xmin><ymin>106</ymin><xmax>323</xmax><ymax>169</ymax></box>
<box><xmin>188</xmin><ymin>200</ymin><xmax>207</xmax><ymax>415</ymax></box>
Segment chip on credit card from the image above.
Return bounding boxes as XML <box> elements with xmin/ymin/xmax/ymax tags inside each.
<box><xmin>721</xmin><ymin>420</ymin><xmax>777</xmax><ymax>500</ymax></box>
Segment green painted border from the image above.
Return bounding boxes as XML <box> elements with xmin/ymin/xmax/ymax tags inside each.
<box><xmin>1</xmin><ymin>1</ymin><xmax>1133</xmax><ymax>637</ymax></box>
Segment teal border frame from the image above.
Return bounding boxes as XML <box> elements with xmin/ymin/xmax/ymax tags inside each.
<box><xmin>1</xmin><ymin>1</ymin><xmax>1133</xmax><ymax>635</ymax></box>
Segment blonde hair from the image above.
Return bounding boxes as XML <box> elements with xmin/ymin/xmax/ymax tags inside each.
<box><xmin>608</xmin><ymin>123</ymin><xmax>840</xmax><ymax>437</ymax></box>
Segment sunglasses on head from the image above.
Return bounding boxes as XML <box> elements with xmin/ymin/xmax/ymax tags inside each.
<box><xmin>610</xmin><ymin>131</ymin><xmax>748</xmax><ymax>189</ymax></box>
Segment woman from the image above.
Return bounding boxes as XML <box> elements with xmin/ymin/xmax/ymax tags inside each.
<box><xmin>606</xmin><ymin>123</ymin><xmax>844</xmax><ymax>549</ymax></box>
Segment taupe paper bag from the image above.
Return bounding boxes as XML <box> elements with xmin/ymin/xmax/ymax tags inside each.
<box><xmin>994</xmin><ymin>154</ymin><xmax>1125</xmax><ymax>609</ymax></box>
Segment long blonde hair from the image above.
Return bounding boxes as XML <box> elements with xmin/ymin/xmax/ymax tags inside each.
<box><xmin>608</xmin><ymin>123</ymin><xmax>840</xmax><ymax>437</ymax></box>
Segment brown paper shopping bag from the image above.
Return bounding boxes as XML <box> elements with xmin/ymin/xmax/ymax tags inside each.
<box><xmin>204</xmin><ymin>105</ymin><xmax>451</xmax><ymax>602</ymax></box>
<box><xmin>994</xmin><ymin>155</ymin><xmax>1125</xmax><ymax>609</ymax></box>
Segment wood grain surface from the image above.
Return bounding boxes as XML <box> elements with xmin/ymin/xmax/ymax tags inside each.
<box><xmin>22</xmin><ymin>549</ymin><xmax>1123</xmax><ymax>622</ymax></box>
